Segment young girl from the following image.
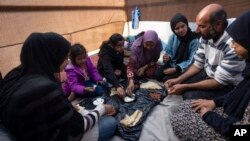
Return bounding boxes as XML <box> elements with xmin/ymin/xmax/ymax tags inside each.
<box><xmin>97</xmin><ymin>33</ymin><xmax>127</xmax><ymax>98</ymax></box>
<box><xmin>63</xmin><ymin>43</ymin><xmax>107</xmax><ymax>98</ymax></box>
<box><xmin>155</xmin><ymin>13</ymin><xmax>199</xmax><ymax>82</ymax></box>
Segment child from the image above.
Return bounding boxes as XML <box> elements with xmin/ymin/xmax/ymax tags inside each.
<box><xmin>63</xmin><ymin>43</ymin><xmax>107</xmax><ymax>99</ymax></box>
<box><xmin>97</xmin><ymin>33</ymin><xmax>127</xmax><ymax>98</ymax></box>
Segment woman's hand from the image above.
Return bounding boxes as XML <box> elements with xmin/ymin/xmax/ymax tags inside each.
<box><xmin>191</xmin><ymin>99</ymin><xmax>216</xmax><ymax>113</ymax></box>
<box><xmin>126</xmin><ymin>80</ymin><xmax>135</xmax><ymax>96</ymax></box>
<box><xmin>117</xmin><ymin>87</ymin><xmax>126</xmax><ymax>98</ymax></box>
<box><xmin>163</xmin><ymin>54</ymin><xmax>170</xmax><ymax>63</ymax></box>
<box><xmin>68</xmin><ymin>92</ymin><xmax>76</xmax><ymax>101</ymax></box>
<box><xmin>198</xmin><ymin>107</ymin><xmax>211</xmax><ymax>117</ymax></box>
<box><xmin>163</xmin><ymin>68</ymin><xmax>177</xmax><ymax>75</ymax></box>
<box><xmin>104</xmin><ymin>104</ymin><xmax>116</xmax><ymax>116</ymax></box>
<box><xmin>137</xmin><ymin>65</ymin><xmax>147</xmax><ymax>76</ymax></box>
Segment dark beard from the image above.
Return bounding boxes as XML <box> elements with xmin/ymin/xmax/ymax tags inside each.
<box><xmin>209</xmin><ymin>27</ymin><xmax>219</xmax><ymax>40</ymax></box>
<box><xmin>201</xmin><ymin>27</ymin><xmax>219</xmax><ymax>40</ymax></box>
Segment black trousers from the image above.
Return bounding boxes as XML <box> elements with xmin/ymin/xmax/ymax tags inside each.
<box><xmin>182</xmin><ymin>70</ymin><xmax>234</xmax><ymax>100</ymax></box>
<box><xmin>155</xmin><ymin>63</ymin><xmax>182</xmax><ymax>82</ymax></box>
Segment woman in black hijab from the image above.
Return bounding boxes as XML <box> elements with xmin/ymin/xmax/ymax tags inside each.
<box><xmin>0</xmin><ymin>32</ymin><xmax>116</xmax><ymax>141</ymax></box>
<box><xmin>155</xmin><ymin>13</ymin><xmax>199</xmax><ymax>82</ymax></box>
<box><xmin>171</xmin><ymin>11</ymin><xmax>250</xmax><ymax>140</ymax></box>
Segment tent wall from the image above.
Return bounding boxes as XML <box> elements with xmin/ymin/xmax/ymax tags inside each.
<box><xmin>125</xmin><ymin>0</ymin><xmax>250</xmax><ymax>22</ymax></box>
<box><xmin>1</xmin><ymin>0</ymin><xmax>250</xmax><ymax>76</ymax></box>
<box><xmin>0</xmin><ymin>0</ymin><xmax>126</xmax><ymax>76</ymax></box>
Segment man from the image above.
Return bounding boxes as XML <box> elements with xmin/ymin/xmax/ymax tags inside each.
<box><xmin>165</xmin><ymin>4</ymin><xmax>245</xmax><ymax>99</ymax></box>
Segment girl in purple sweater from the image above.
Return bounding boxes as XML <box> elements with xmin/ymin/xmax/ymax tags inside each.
<box><xmin>63</xmin><ymin>44</ymin><xmax>107</xmax><ymax>98</ymax></box>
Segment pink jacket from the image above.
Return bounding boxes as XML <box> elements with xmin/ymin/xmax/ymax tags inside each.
<box><xmin>63</xmin><ymin>57</ymin><xmax>102</xmax><ymax>96</ymax></box>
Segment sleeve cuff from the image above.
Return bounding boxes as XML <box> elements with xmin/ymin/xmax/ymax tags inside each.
<box><xmin>175</xmin><ymin>65</ymin><xmax>182</xmax><ymax>73</ymax></box>
<box><xmin>94</xmin><ymin>104</ymin><xmax>105</xmax><ymax>116</ymax></box>
<box><xmin>213</xmin><ymin>96</ymin><xmax>224</xmax><ymax>107</ymax></box>
<box><xmin>202</xmin><ymin>111</ymin><xmax>213</xmax><ymax>121</ymax></box>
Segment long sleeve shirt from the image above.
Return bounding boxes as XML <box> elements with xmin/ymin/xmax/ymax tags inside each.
<box><xmin>193</xmin><ymin>32</ymin><xmax>245</xmax><ymax>86</ymax></box>
<box><xmin>97</xmin><ymin>44</ymin><xmax>125</xmax><ymax>88</ymax></box>
<box><xmin>165</xmin><ymin>34</ymin><xmax>199</xmax><ymax>72</ymax></box>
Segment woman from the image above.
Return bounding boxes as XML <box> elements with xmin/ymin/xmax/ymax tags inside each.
<box><xmin>126</xmin><ymin>30</ymin><xmax>162</xmax><ymax>94</ymax></box>
<box><xmin>97</xmin><ymin>33</ymin><xmax>127</xmax><ymax>97</ymax></box>
<box><xmin>155</xmin><ymin>13</ymin><xmax>199</xmax><ymax>82</ymax></box>
<box><xmin>171</xmin><ymin>11</ymin><xmax>250</xmax><ymax>140</ymax></box>
<box><xmin>0</xmin><ymin>32</ymin><xmax>116</xmax><ymax>141</ymax></box>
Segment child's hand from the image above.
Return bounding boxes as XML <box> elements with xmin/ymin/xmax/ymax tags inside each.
<box><xmin>97</xmin><ymin>80</ymin><xmax>105</xmax><ymax>85</ymax></box>
<box><xmin>84</xmin><ymin>87</ymin><xmax>95</xmax><ymax>92</ymax></box>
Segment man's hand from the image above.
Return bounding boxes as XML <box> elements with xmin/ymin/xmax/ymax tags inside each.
<box><xmin>167</xmin><ymin>84</ymin><xmax>186</xmax><ymax>95</ymax></box>
<box><xmin>164</xmin><ymin>78</ymin><xmax>181</xmax><ymax>89</ymax></box>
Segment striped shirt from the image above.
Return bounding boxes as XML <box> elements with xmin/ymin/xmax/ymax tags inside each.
<box><xmin>79</xmin><ymin>105</ymin><xmax>105</xmax><ymax>132</ymax></box>
<box><xmin>194</xmin><ymin>32</ymin><xmax>245</xmax><ymax>86</ymax></box>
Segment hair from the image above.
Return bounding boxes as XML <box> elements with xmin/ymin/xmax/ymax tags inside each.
<box><xmin>70</xmin><ymin>43</ymin><xmax>87</xmax><ymax>65</ymax></box>
<box><xmin>210</xmin><ymin>9</ymin><xmax>228</xmax><ymax>29</ymax></box>
<box><xmin>170</xmin><ymin>13</ymin><xmax>189</xmax><ymax>32</ymax></box>
<box><xmin>108</xmin><ymin>33</ymin><xmax>124</xmax><ymax>47</ymax></box>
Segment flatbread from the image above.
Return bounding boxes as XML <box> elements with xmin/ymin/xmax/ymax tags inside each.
<box><xmin>140</xmin><ymin>81</ymin><xmax>162</xmax><ymax>89</ymax></box>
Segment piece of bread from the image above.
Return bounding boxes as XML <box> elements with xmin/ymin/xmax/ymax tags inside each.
<box><xmin>140</xmin><ymin>81</ymin><xmax>162</xmax><ymax>89</ymax></box>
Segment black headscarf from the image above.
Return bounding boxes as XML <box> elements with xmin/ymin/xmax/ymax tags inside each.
<box><xmin>170</xmin><ymin>13</ymin><xmax>198</xmax><ymax>64</ymax></box>
<box><xmin>0</xmin><ymin>32</ymin><xmax>70</xmax><ymax>114</ymax></box>
<box><xmin>227</xmin><ymin>12</ymin><xmax>250</xmax><ymax>56</ymax></box>
<box><xmin>223</xmin><ymin>11</ymin><xmax>250</xmax><ymax>119</ymax></box>
<box><xmin>21</xmin><ymin>32</ymin><xmax>70</xmax><ymax>77</ymax></box>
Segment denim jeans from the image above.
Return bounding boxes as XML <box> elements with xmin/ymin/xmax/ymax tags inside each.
<box><xmin>98</xmin><ymin>116</ymin><xmax>117</xmax><ymax>141</ymax></box>
<box><xmin>84</xmin><ymin>80</ymin><xmax>107</xmax><ymax>97</ymax></box>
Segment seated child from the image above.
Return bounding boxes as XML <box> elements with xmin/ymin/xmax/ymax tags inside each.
<box><xmin>63</xmin><ymin>43</ymin><xmax>108</xmax><ymax>99</ymax></box>
<box><xmin>97</xmin><ymin>33</ymin><xmax>127</xmax><ymax>98</ymax></box>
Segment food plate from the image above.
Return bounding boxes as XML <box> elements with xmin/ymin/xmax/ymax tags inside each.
<box><xmin>123</xmin><ymin>94</ymin><xmax>136</xmax><ymax>103</ymax></box>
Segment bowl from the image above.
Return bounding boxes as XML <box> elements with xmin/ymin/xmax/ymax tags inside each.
<box><xmin>123</xmin><ymin>94</ymin><xmax>136</xmax><ymax>103</ymax></box>
<box><xmin>93</xmin><ymin>97</ymin><xmax>104</xmax><ymax>105</ymax></box>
